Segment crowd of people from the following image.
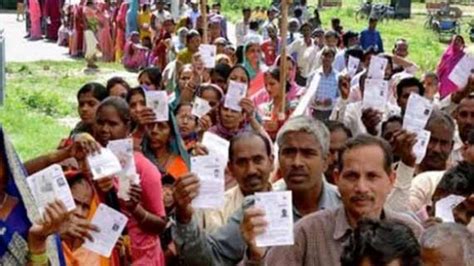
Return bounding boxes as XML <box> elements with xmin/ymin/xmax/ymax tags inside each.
<box><xmin>3</xmin><ymin>0</ymin><xmax>474</xmax><ymax>265</ymax></box>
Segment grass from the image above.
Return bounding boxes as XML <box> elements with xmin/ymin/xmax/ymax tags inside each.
<box><xmin>1</xmin><ymin>60</ymin><xmax>125</xmax><ymax>160</ymax></box>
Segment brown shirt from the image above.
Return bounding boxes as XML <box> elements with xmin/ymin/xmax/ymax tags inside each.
<box><xmin>265</xmin><ymin>206</ymin><xmax>424</xmax><ymax>266</ymax></box>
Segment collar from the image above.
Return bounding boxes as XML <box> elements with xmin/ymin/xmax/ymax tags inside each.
<box><xmin>317</xmin><ymin>67</ymin><xmax>336</xmax><ymax>76</ymax></box>
<box><xmin>333</xmin><ymin>207</ymin><xmax>388</xmax><ymax>241</ymax></box>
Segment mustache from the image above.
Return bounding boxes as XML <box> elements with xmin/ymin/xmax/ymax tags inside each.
<box><xmin>426</xmin><ymin>151</ymin><xmax>448</xmax><ymax>162</ymax></box>
<box><xmin>287</xmin><ymin>168</ymin><xmax>309</xmax><ymax>177</ymax></box>
<box><xmin>350</xmin><ymin>194</ymin><xmax>375</xmax><ymax>202</ymax></box>
<box><xmin>245</xmin><ymin>175</ymin><xmax>262</xmax><ymax>181</ymax></box>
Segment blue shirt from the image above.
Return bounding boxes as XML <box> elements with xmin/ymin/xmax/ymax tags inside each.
<box><xmin>360</xmin><ymin>28</ymin><xmax>384</xmax><ymax>52</ymax></box>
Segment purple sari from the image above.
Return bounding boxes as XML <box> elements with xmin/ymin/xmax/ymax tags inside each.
<box><xmin>437</xmin><ymin>35</ymin><xmax>465</xmax><ymax>98</ymax></box>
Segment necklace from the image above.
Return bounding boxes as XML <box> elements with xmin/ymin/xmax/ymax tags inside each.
<box><xmin>0</xmin><ymin>194</ymin><xmax>8</xmax><ymax>210</ymax></box>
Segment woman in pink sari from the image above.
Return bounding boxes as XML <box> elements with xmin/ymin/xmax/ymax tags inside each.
<box><xmin>115</xmin><ymin>1</ymin><xmax>128</xmax><ymax>62</ymax></box>
<box><xmin>123</xmin><ymin>32</ymin><xmax>149</xmax><ymax>71</ymax></box>
<box><xmin>436</xmin><ymin>35</ymin><xmax>465</xmax><ymax>99</ymax></box>
<box><xmin>29</xmin><ymin>0</ymin><xmax>42</xmax><ymax>39</ymax></box>
<box><xmin>97</xmin><ymin>3</ymin><xmax>114</xmax><ymax>62</ymax></box>
<box><xmin>70</xmin><ymin>1</ymin><xmax>86</xmax><ymax>57</ymax></box>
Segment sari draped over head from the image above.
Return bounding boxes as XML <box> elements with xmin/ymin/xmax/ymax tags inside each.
<box><xmin>0</xmin><ymin>126</ymin><xmax>65</xmax><ymax>265</ymax></box>
<box><xmin>437</xmin><ymin>35</ymin><xmax>466</xmax><ymax>99</ymax></box>
<box><xmin>141</xmin><ymin>107</ymin><xmax>190</xmax><ymax>179</ymax></box>
<box><xmin>126</xmin><ymin>0</ymin><xmax>139</xmax><ymax>37</ymax></box>
<box><xmin>123</xmin><ymin>32</ymin><xmax>149</xmax><ymax>71</ymax></box>
<box><xmin>242</xmin><ymin>39</ymin><xmax>262</xmax><ymax>81</ymax></box>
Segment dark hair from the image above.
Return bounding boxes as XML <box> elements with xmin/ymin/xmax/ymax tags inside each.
<box><xmin>210</xmin><ymin>63</ymin><xmax>232</xmax><ymax>81</ymax></box>
<box><xmin>228</xmin><ymin>64</ymin><xmax>251</xmax><ymax>86</ymax></box>
<box><xmin>342</xmin><ymin>31</ymin><xmax>359</xmax><ymax>47</ymax></box>
<box><xmin>77</xmin><ymin>82</ymin><xmax>108</xmax><ymax>101</ymax></box>
<box><xmin>249</xmin><ymin>20</ymin><xmax>259</xmax><ymax>31</ymax></box>
<box><xmin>396</xmin><ymin>77</ymin><xmax>425</xmax><ymax>99</ymax></box>
<box><xmin>326</xmin><ymin>121</ymin><xmax>352</xmax><ymax>138</ymax></box>
<box><xmin>96</xmin><ymin>96</ymin><xmax>131</xmax><ymax>125</ymax></box>
<box><xmin>186</xmin><ymin>29</ymin><xmax>201</xmax><ymax>43</ymax></box>
<box><xmin>229</xmin><ymin>131</ymin><xmax>272</xmax><ymax>162</ymax></box>
<box><xmin>341</xmin><ymin>219</ymin><xmax>422</xmax><ymax>266</ymax></box>
<box><xmin>435</xmin><ymin>161</ymin><xmax>474</xmax><ymax>197</ymax></box>
<box><xmin>265</xmin><ymin>66</ymin><xmax>291</xmax><ymax>93</ymax></box>
<box><xmin>242</xmin><ymin>7</ymin><xmax>251</xmax><ymax>13</ymax></box>
<box><xmin>381</xmin><ymin>116</ymin><xmax>403</xmax><ymax>136</ymax></box>
<box><xmin>138</xmin><ymin>67</ymin><xmax>162</xmax><ymax>89</ymax></box>
<box><xmin>345</xmin><ymin>47</ymin><xmax>364</xmax><ymax>61</ymax></box>
<box><xmin>331</xmin><ymin>17</ymin><xmax>341</xmax><ymax>25</ymax></box>
<box><xmin>126</xmin><ymin>86</ymin><xmax>145</xmax><ymax>104</ymax></box>
<box><xmin>363</xmin><ymin>46</ymin><xmax>380</xmax><ymax>59</ymax></box>
<box><xmin>294</xmin><ymin>8</ymin><xmax>303</xmax><ymax>17</ymax></box>
<box><xmin>339</xmin><ymin>134</ymin><xmax>393</xmax><ymax>174</ymax></box>
<box><xmin>197</xmin><ymin>84</ymin><xmax>224</xmax><ymax>101</ymax></box>
<box><xmin>299</xmin><ymin>22</ymin><xmax>312</xmax><ymax>32</ymax></box>
<box><xmin>106</xmin><ymin>77</ymin><xmax>131</xmax><ymax>95</ymax></box>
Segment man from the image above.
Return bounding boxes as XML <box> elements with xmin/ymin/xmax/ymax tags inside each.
<box><xmin>151</xmin><ymin>0</ymin><xmax>171</xmax><ymax>33</ymax></box>
<box><xmin>396</xmin><ymin>77</ymin><xmax>426</xmax><ymax>116</ymax></box>
<box><xmin>210</xmin><ymin>2</ymin><xmax>228</xmax><ymax>40</ymax></box>
<box><xmin>243</xmin><ymin>20</ymin><xmax>262</xmax><ymax>45</ymax></box>
<box><xmin>311</xmin><ymin>47</ymin><xmax>339</xmax><ymax>121</ymax></box>
<box><xmin>420</xmin><ymin>223</ymin><xmax>474</xmax><ymax>265</ymax></box>
<box><xmin>176</xmin><ymin>30</ymin><xmax>201</xmax><ymax>66</ymax></box>
<box><xmin>287</xmin><ymin>18</ymin><xmax>301</xmax><ymax>45</ymax></box>
<box><xmin>172</xmin><ymin>116</ymin><xmax>341</xmax><ymax>265</ymax></box>
<box><xmin>187</xmin><ymin>0</ymin><xmax>200</xmax><ymax>29</ymax></box>
<box><xmin>360</xmin><ymin>16</ymin><xmax>384</xmax><ymax>52</ymax></box>
<box><xmin>261</xmin><ymin>6</ymin><xmax>278</xmax><ymax>41</ymax></box>
<box><xmin>422</xmin><ymin>72</ymin><xmax>440</xmax><ymax>102</ymax></box>
<box><xmin>195</xmin><ymin>132</ymin><xmax>274</xmax><ymax>233</ymax></box>
<box><xmin>235</xmin><ymin>7</ymin><xmax>251</xmax><ymax>46</ymax></box>
<box><xmin>452</xmin><ymin>95</ymin><xmax>474</xmax><ymax>163</ymax></box>
<box><xmin>325</xmin><ymin>121</ymin><xmax>352</xmax><ymax>184</ymax></box>
<box><xmin>260</xmin><ymin>24</ymin><xmax>280</xmax><ymax>67</ymax></box>
<box><xmin>288</xmin><ymin>22</ymin><xmax>319</xmax><ymax>86</ymax></box>
<box><xmin>333</xmin><ymin>31</ymin><xmax>360</xmax><ymax>72</ymax></box>
<box><xmin>245</xmin><ymin>134</ymin><xmax>423</xmax><ymax>264</ymax></box>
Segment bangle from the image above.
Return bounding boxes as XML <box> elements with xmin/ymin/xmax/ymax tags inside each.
<box><xmin>27</xmin><ymin>252</ymin><xmax>48</xmax><ymax>265</ymax></box>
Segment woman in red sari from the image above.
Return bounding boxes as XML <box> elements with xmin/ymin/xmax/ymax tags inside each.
<box><xmin>70</xmin><ymin>1</ymin><xmax>86</xmax><ymax>57</ymax></box>
<box><xmin>44</xmin><ymin>0</ymin><xmax>61</xmax><ymax>41</ymax></box>
<box><xmin>29</xmin><ymin>0</ymin><xmax>42</xmax><ymax>39</ymax></box>
<box><xmin>115</xmin><ymin>1</ymin><xmax>128</xmax><ymax>63</ymax></box>
<box><xmin>97</xmin><ymin>2</ymin><xmax>114</xmax><ymax>62</ymax></box>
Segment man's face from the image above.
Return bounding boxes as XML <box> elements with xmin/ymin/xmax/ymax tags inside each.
<box><xmin>188</xmin><ymin>35</ymin><xmax>201</xmax><ymax>52</ymax></box>
<box><xmin>322</xmin><ymin>51</ymin><xmax>335</xmax><ymax>68</ymax></box>
<box><xmin>243</xmin><ymin>10</ymin><xmax>251</xmax><ymax>20</ymax></box>
<box><xmin>422</xmin><ymin>75</ymin><xmax>439</xmax><ymax>97</ymax></box>
<box><xmin>325</xmin><ymin>36</ymin><xmax>338</xmax><ymax>48</ymax></box>
<box><xmin>289</xmin><ymin>22</ymin><xmax>299</xmax><ymax>33</ymax></box>
<box><xmin>191</xmin><ymin>3</ymin><xmax>198</xmax><ymax>11</ymax></box>
<box><xmin>325</xmin><ymin>129</ymin><xmax>349</xmax><ymax>183</ymax></box>
<box><xmin>398</xmin><ymin>86</ymin><xmax>420</xmax><ymax>115</ymax></box>
<box><xmin>335</xmin><ymin>145</ymin><xmax>395</xmax><ymax>222</ymax></box>
<box><xmin>369</xmin><ymin>19</ymin><xmax>377</xmax><ymax>30</ymax></box>
<box><xmin>348</xmin><ymin>36</ymin><xmax>360</xmax><ymax>47</ymax></box>
<box><xmin>455</xmin><ymin>98</ymin><xmax>474</xmax><ymax>142</ymax></box>
<box><xmin>229</xmin><ymin>136</ymin><xmax>273</xmax><ymax>195</ymax></box>
<box><xmin>382</xmin><ymin>121</ymin><xmax>402</xmax><ymax>143</ymax></box>
<box><xmin>279</xmin><ymin>131</ymin><xmax>327</xmax><ymax>192</ymax></box>
<box><xmin>395</xmin><ymin>42</ymin><xmax>408</xmax><ymax>58</ymax></box>
<box><xmin>462</xmin><ymin>143</ymin><xmax>474</xmax><ymax>163</ymax></box>
<box><xmin>421</xmin><ymin>123</ymin><xmax>454</xmax><ymax>171</ymax></box>
<box><xmin>301</xmin><ymin>26</ymin><xmax>312</xmax><ymax>38</ymax></box>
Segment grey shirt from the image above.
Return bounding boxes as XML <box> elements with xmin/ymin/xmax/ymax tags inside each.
<box><xmin>172</xmin><ymin>181</ymin><xmax>341</xmax><ymax>266</ymax></box>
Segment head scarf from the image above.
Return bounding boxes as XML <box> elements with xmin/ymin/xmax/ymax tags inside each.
<box><xmin>242</xmin><ymin>40</ymin><xmax>262</xmax><ymax>80</ymax></box>
<box><xmin>0</xmin><ymin>126</ymin><xmax>65</xmax><ymax>265</ymax></box>
<box><xmin>141</xmin><ymin>107</ymin><xmax>190</xmax><ymax>173</ymax></box>
<box><xmin>437</xmin><ymin>35</ymin><xmax>466</xmax><ymax>98</ymax></box>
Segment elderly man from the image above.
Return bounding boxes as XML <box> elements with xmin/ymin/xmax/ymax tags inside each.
<box><xmin>244</xmin><ymin>134</ymin><xmax>423</xmax><ymax>265</ymax></box>
<box><xmin>172</xmin><ymin>116</ymin><xmax>340</xmax><ymax>265</ymax></box>
<box><xmin>420</xmin><ymin>223</ymin><xmax>474</xmax><ymax>265</ymax></box>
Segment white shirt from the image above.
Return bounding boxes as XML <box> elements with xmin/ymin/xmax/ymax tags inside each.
<box><xmin>288</xmin><ymin>38</ymin><xmax>320</xmax><ymax>78</ymax></box>
<box><xmin>188</xmin><ymin>9</ymin><xmax>200</xmax><ymax>29</ymax></box>
<box><xmin>333</xmin><ymin>49</ymin><xmax>346</xmax><ymax>73</ymax></box>
<box><xmin>235</xmin><ymin>20</ymin><xmax>249</xmax><ymax>46</ymax></box>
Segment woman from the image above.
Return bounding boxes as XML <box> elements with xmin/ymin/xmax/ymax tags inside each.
<box><xmin>138</xmin><ymin>4</ymin><xmax>152</xmax><ymax>42</ymax></box>
<box><xmin>97</xmin><ymin>3</ymin><xmax>114</xmax><ymax>62</ymax></box>
<box><xmin>71</xmin><ymin>82</ymin><xmax>109</xmax><ymax>136</ymax></box>
<box><xmin>115</xmin><ymin>0</ymin><xmax>128</xmax><ymax>62</ymax></box>
<box><xmin>241</xmin><ymin>40</ymin><xmax>265</xmax><ymax>82</ymax></box>
<box><xmin>257</xmin><ymin>67</ymin><xmax>297</xmax><ymax>140</ymax></box>
<box><xmin>126</xmin><ymin>86</ymin><xmax>148</xmax><ymax>150</ymax></box>
<box><xmin>123</xmin><ymin>32</ymin><xmax>149</xmax><ymax>72</ymax></box>
<box><xmin>126</xmin><ymin>0</ymin><xmax>138</xmax><ymax>36</ymax></box>
<box><xmin>28</xmin><ymin>0</ymin><xmax>42</xmax><ymax>39</ymax></box>
<box><xmin>84</xmin><ymin>0</ymin><xmax>101</xmax><ymax>69</ymax></box>
<box><xmin>44</xmin><ymin>0</ymin><xmax>61</xmax><ymax>41</ymax></box>
<box><xmin>93</xmin><ymin>97</ymin><xmax>167</xmax><ymax>265</ymax></box>
<box><xmin>141</xmin><ymin>108</ymin><xmax>189</xmax><ymax>180</ymax></box>
<box><xmin>437</xmin><ymin>35</ymin><xmax>466</xmax><ymax>99</ymax></box>
<box><xmin>0</xmin><ymin>126</ymin><xmax>68</xmax><ymax>265</ymax></box>
<box><xmin>138</xmin><ymin>67</ymin><xmax>162</xmax><ymax>90</ymax></box>
<box><xmin>175</xmin><ymin>103</ymin><xmax>199</xmax><ymax>152</ymax></box>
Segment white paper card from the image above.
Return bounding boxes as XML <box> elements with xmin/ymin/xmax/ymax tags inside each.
<box><xmin>107</xmin><ymin>139</ymin><xmax>140</xmax><ymax>200</ymax></box>
<box><xmin>255</xmin><ymin>191</ymin><xmax>294</xmax><ymax>247</ymax></box>
<box><xmin>83</xmin><ymin>203</ymin><xmax>128</xmax><ymax>257</ymax></box>
<box><xmin>224</xmin><ymin>80</ymin><xmax>248</xmax><ymax>112</ymax></box>
<box><xmin>145</xmin><ymin>91</ymin><xmax>169</xmax><ymax>122</ymax></box>
<box><xmin>192</xmin><ymin>97</ymin><xmax>212</xmax><ymax>118</ymax></box>
<box><xmin>403</xmin><ymin>93</ymin><xmax>433</xmax><ymax>130</ymax></box>
<box><xmin>27</xmin><ymin>164</ymin><xmax>76</xmax><ymax>215</ymax></box>
<box><xmin>191</xmin><ymin>155</ymin><xmax>225</xmax><ymax>209</ymax></box>
<box><xmin>435</xmin><ymin>195</ymin><xmax>466</xmax><ymax>222</ymax></box>
<box><xmin>202</xmin><ymin>132</ymin><xmax>230</xmax><ymax>166</ymax></box>
<box><xmin>362</xmin><ymin>79</ymin><xmax>389</xmax><ymax>111</ymax></box>
<box><xmin>87</xmin><ymin>148</ymin><xmax>123</xmax><ymax>180</ymax></box>
<box><xmin>448</xmin><ymin>54</ymin><xmax>474</xmax><ymax>89</ymax></box>
<box><xmin>367</xmin><ymin>56</ymin><xmax>388</xmax><ymax>80</ymax></box>
<box><xmin>412</xmin><ymin>129</ymin><xmax>431</xmax><ymax>164</ymax></box>
<box><xmin>199</xmin><ymin>44</ymin><xmax>217</xmax><ymax>69</ymax></box>
<box><xmin>347</xmin><ymin>56</ymin><xmax>360</xmax><ymax>78</ymax></box>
